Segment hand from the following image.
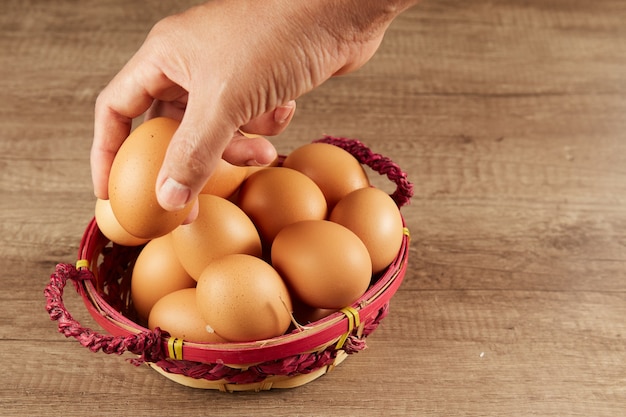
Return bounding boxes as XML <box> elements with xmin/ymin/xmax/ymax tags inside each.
<box><xmin>91</xmin><ymin>0</ymin><xmax>417</xmax><ymax>211</ymax></box>
<box><xmin>144</xmin><ymin>97</ymin><xmax>296</xmax><ymax>167</ymax></box>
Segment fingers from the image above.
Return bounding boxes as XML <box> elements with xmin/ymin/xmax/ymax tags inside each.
<box><xmin>90</xmin><ymin>109</ymin><xmax>133</xmax><ymax>200</ymax></box>
<box><xmin>91</xmin><ymin>52</ymin><xmax>186</xmax><ymax>199</ymax></box>
<box><xmin>144</xmin><ymin>97</ymin><xmax>188</xmax><ymax>122</ymax></box>
<box><xmin>182</xmin><ymin>197</ymin><xmax>200</xmax><ymax>224</ymax></box>
<box><xmin>240</xmin><ymin>100</ymin><xmax>296</xmax><ymax>136</ymax></box>
<box><xmin>220</xmin><ymin>101</ymin><xmax>296</xmax><ymax>166</ymax></box>
<box><xmin>154</xmin><ymin>100</ymin><xmax>295</xmax><ymax>211</ymax></box>
<box><xmin>155</xmin><ymin>88</ymin><xmax>234</xmax><ymax>211</ymax></box>
<box><xmin>94</xmin><ymin>79</ymin><xmax>293</xmax><ymax>210</ymax></box>
<box><xmin>222</xmin><ymin>132</ymin><xmax>278</xmax><ymax>167</ymax></box>
<box><xmin>146</xmin><ymin>99</ymin><xmax>296</xmax><ymax>136</ymax></box>
<box><xmin>150</xmin><ymin>99</ymin><xmax>293</xmax><ymax>210</ymax></box>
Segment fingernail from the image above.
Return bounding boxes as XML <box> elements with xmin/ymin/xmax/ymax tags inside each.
<box><xmin>238</xmin><ymin>129</ymin><xmax>262</xmax><ymax>138</ymax></box>
<box><xmin>245</xmin><ymin>159</ymin><xmax>264</xmax><ymax>167</ymax></box>
<box><xmin>158</xmin><ymin>177</ymin><xmax>191</xmax><ymax>211</ymax></box>
<box><xmin>274</xmin><ymin>100</ymin><xmax>296</xmax><ymax>124</ymax></box>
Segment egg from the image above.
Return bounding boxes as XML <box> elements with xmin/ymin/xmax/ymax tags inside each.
<box><xmin>237</xmin><ymin>167</ymin><xmax>327</xmax><ymax>245</ymax></box>
<box><xmin>148</xmin><ymin>288</ymin><xmax>227</xmax><ymax>343</ymax></box>
<box><xmin>196</xmin><ymin>254</ymin><xmax>293</xmax><ymax>342</ymax></box>
<box><xmin>108</xmin><ymin>117</ymin><xmax>194</xmax><ymax>239</ymax></box>
<box><xmin>271</xmin><ymin>220</ymin><xmax>372</xmax><ymax>310</ymax></box>
<box><xmin>330</xmin><ymin>187</ymin><xmax>404</xmax><ymax>274</ymax></box>
<box><xmin>170</xmin><ymin>194</ymin><xmax>262</xmax><ymax>280</ymax></box>
<box><xmin>282</xmin><ymin>142</ymin><xmax>370</xmax><ymax>209</ymax></box>
<box><xmin>94</xmin><ymin>198</ymin><xmax>149</xmax><ymax>246</ymax></box>
<box><xmin>130</xmin><ymin>234</ymin><xmax>196</xmax><ymax>322</ymax></box>
<box><xmin>244</xmin><ymin>154</ymin><xmax>280</xmax><ymax>178</ymax></box>
<box><xmin>200</xmin><ymin>159</ymin><xmax>247</xmax><ymax>198</ymax></box>
<box><xmin>292</xmin><ymin>301</ymin><xmax>337</xmax><ymax>326</ymax></box>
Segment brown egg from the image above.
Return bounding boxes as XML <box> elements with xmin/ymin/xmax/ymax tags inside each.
<box><xmin>148</xmin><ymin>288</ymin><xmax>227</xmax><ymax>343</ymax></box>
<box><xmin>282</xmin><ymin>143</ymin><xmax>370</xmax><ymax>209</ymax></box>
<box><xmin>200</xmin><ymin>159</ymin><xmax>247</xmax><ymax>198</ymax></box>
<box><xmin>330</xmin><ymin>187</ymin><xmax>404</xmax><ymax>274</ymax></box>
<box><xmin>271</xmin><ymin>220</ymin><xmax>372</xmax><ymax>310</ymax></box>
<box><xmin>244</xmin><ymin>154</ymin><xmax>280</xmax><ymax>178</ymax></box>
<box><xmin>196</xmin><ymin>254</ymin><xmax>293</xmax><ymax>342</ymax></box>
<box><xmin>243</xmin><ymin>165</ymin><xmax>267</xmax><ymax>179</ymax></box>
<box><xmin>292</xmin><ymin>301</ymin><xmax>337</xmax><ymax>326</ymax></box>
<box><xmin>108</xmin><ymin>117</ymin><xmax>194</xmax><ymax>239</ymax></box>
<box><xmin>170</xmin><ymin>194</ymin><xmax>262</xmax><ymax>280</ymax></box>
<box><xmin>130</xmin><ymin>234</ymin><xmax>196</xmax><ymax>322</ymax></box>
<box><xmin>94</xmin><ymin>198</ymin><xmax>149</xmax><ymax>246</ymax></box>
<box><xmin>237</xmin><ymin>167</ymin><xmax>327</xmax><ymax>245</ymax></box>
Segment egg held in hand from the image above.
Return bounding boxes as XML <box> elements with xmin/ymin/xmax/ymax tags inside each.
<box><xmin>108</xmin><ymin>117</ymin><xmax>195</xmax><ymax>239</ymax></box>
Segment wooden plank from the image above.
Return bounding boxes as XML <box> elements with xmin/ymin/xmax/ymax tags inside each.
<box><xmin>2</xmin><ymin>0</ymin><xmax>626</xmax><ymax>415</ymax></box>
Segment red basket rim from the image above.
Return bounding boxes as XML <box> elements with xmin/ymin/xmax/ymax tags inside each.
<box><xmin>69</xmin><ymin>136</ymin><xmax>414</xmax><ymax>366</ymax></box>
<box><xmin>76</xmin><ymin>216</ymin><xmax>409</xmax><ymax>364</ymax></box>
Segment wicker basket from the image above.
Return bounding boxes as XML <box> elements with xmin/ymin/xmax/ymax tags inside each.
<box><xmin>45</xmin><ymin>136</ymin><xmax>413</xmax><ymax>392</ymax></box>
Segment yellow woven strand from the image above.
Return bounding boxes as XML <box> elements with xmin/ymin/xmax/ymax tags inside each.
<box><xmin>167</xmin><ymin>338</ymin><xmax>183</xmax><ymax>360</ymax></box>
<box><xmin>335</xmin><ymin>307</ymin><xmax>360</xmax><ymax>350</ymax></box>
<box><xmin>167</xmin><ymin>338</ymin><xmax>175</xmax><ymax>359</ymax></box>
<box><xmin>403</xmin><ymin>227</ymin><xmax>410</xmax><ymax>238</ymax></box>
<box><xmin>345</xmin><ymin>306</ymin><xmax>361</xmax><ymax>329</ymax></box>
<box><xmin>75</xmin><ymin>259</ymin><xmax>90</xmax><ymax>269</ymax></box>
<box><xmin>336</xmin><ymin>308</ymin><xmax>355</xmax><ymax>349</ymax></box>
<box><xmin>335</xmin><ymin>329</ymin><xmax>350</xmax><ymax>351</ymax></box>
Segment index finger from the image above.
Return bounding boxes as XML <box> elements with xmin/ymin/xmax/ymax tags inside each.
<box><xmin>90</xmin><ymin>57</ymin><xmax>187</xmax><ymax>199</ymax></box>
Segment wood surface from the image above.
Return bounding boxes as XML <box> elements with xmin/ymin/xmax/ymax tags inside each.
<box><xmin>2</xmin><ymin>0</ymin><xmax>626</xmax><ymax>416</ymax></box>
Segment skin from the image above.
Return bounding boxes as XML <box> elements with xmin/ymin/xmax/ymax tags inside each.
<box><xmin>91</xmin><ymin>0</ymin><xmax>420</xmax><ymax>216</ymax></box>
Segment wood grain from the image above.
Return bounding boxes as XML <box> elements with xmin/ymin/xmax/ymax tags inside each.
<box><xmin>2</xmin><ymin>0</ymin><xmax>625</xmax><ymax>416</ymax></box>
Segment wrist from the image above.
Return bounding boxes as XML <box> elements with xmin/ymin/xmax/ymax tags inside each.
<box><xmin>319</xmin><ymin>0</ymin><xmax>419</xmax><ymax>32</ymax></box>
<box><xmin>301</xmin><ymin>0</ymin><xmax>419</xmax><ymax>74</ymax></box>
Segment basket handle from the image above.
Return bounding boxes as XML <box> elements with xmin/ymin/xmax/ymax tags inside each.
<box><xmin>44</xmin><ymin>262</ymin><xmax>165</xmax><ymax>364</ymax></box>
<box><xmin>314</xmin><ymin>136</ymin><xmax>414</xmax><ymax>207</ymax></box>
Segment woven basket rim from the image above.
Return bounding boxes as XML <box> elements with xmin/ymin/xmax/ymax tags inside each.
<box><xmin>71</xmin><ymin>136</ymin><xmax>414</xmax><ymax>366</ymax></box>
<box><xmin>76</xmin><ymin>215</ymin><xmax>409</xmax><ymax>364</ymax></box>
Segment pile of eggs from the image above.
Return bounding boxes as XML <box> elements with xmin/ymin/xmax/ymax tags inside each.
<box><xmin>95</xmin><ymin>117</ymin><xmax>404</xmax><ymax>344</ymax></box>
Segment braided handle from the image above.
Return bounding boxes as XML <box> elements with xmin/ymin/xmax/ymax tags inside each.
<box><xmin>314</xmin><ymin>136</ymin><xmax>414</xmax><ymax>207</ymax></box>
<box><xmin>44</xmin><ymin>262</ymin><xmax>165</xmax><ymax>364</ymax></box>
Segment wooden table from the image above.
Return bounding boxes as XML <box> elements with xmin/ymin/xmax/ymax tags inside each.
<box><xmin>2</xmin><ymin>1</ymin><xmax>625</xmax><ymax>416</ymax></box>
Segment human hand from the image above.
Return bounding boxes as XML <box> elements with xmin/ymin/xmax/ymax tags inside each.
<box><xmin>91</xmin><ymin>0</ymin><xmax>417</xmax><ymax>212</ymax></box>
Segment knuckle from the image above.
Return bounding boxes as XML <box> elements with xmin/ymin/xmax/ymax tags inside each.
<box><xmin>167</xmin><ymin>134</ymin><xmax>215</xmax><ymax>185</ymax></box>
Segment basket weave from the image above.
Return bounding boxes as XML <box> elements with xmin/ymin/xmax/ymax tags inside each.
<box><xmin>44</xmin><ymin>136</ymin><xmax>413</xmax><ymax>391</ymax></box>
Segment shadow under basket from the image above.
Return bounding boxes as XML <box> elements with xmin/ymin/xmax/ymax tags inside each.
<box><xmin>45</xmin><ymin>136</ymin><xmax>413</xmax><ymax>392</ymax></box>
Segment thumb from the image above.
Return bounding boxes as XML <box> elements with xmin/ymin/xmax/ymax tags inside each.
<box><xmin>155</xmin><ymin>94</ymin><xmax>236</xmax><ymax>212</ymax></box>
